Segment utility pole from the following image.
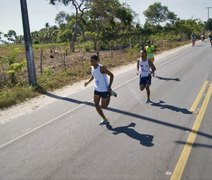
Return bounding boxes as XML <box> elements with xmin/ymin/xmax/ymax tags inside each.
<box><xmin>205</xmin><ymin>7</ymin><xmax>212</xmax><ymax>21</ymax></box>
<box><xmin>20</xmin><ymin>0</ymin><xmax>37</xmax><ymax>85</ymax></box>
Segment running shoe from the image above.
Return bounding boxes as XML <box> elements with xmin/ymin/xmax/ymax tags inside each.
<box><xmin>145</xmin><ymin>99</ymin><xmax>151</xmax><ymax>103</ymax></box>
<box><xmin>99</xmin><ymin>118</ymin><xmax>109</xmax><ymax>125</ymax></box>
<box><xmin>111</xmin><ymin>90</ymin><xmax>117</xmax><ymax>97</ymax></box>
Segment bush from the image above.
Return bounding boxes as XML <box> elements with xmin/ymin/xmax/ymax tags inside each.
<box><xmin>0</xmin><ymin>85</ymin><xmax>36</xmax><ymax>108</ymax></box>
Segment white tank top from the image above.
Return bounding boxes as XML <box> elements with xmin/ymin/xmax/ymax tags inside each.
<box><xmin>139</xmin><ymin>58</ymin><xmax>150</xmax><ymax>77</ymax></box>
<box><xmin>91</xmin><ymin>64</ymin><xmax>108</xmax><ymax>92</ymax></box>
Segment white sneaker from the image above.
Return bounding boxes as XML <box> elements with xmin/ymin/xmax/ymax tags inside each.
<box><xmin>145</xmin><ymin>99</ymin><xmax>151</xmax><ymax>103</ymax></box>
<box><xmin>99</xmin><ymin>118</ymin><xmax>109</xmax><ymax>125</ymax></box>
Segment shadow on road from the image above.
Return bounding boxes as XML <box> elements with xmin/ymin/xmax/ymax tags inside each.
<box><xmin>150</xmin><ymin>100</ymin><xmax>192</xmax><ymax>114</ymax></box>
<box><xmin>176</xmin><ymin>141</ymin><xmax>212</xmax><ymax>149</ymax></box>
<box><xmin>193</xmin><ymin>44</ymin><xmax>205</xmax><ymax>47</ymax></box>
<box><xmin>105</xmin><ymin>122</ymin><xmax>154</xmax><ymax>147</ymax></box>
<box><xmin>45</xmin><ymin>92</ymin><xmax>212</xmax><ymax>140</ymax></box>
<box><xmin>156</xmin><ymin>76</ymin><xmax>180</xmax><ymax>81</ymax></box>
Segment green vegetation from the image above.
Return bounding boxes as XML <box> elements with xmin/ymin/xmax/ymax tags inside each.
<box><xmin>0</xmin><ymin>85</ymin><xmax>37</xmax><ymax>108</ymax></box>
<box><xmin>0</xmin><ymin>40</ymin><xmax>190</xmax><ymax>109</ymax></box>
<box><xmin>0</xmin><ymin>0</ymin><xmax>210</xmax><ymax>109</ymax></box>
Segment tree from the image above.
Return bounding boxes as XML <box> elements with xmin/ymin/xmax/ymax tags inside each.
<box><xmin>86</xmin><ymin>0</ymin><xmax>135</xmax><ymax>50</ymax></box>
<box><xmin>14</xmin><ymin>35</ymin><xmax>24</xmax><ymax>44</ymax></box>
<box><xmin>143</xmin><ymin>2</ymin><xmax>177</xmax><ymax>26</ymax></box>
<box><xmin>205</xmin><ymin>18</ymin><xmax>212</xmax><ymax>31</ymax></box>
<box><xmin>49</xmin><ymin>0</ymin><xmax>92</xmax><ymax>52</ymax></box>
<box><xmin>174</xmin><ymin>19</ymin><xmax>202</xmax><ymax>39</ymax></box>
<box><xmin>57</xmin><ymin>26</ymin><xmax>72</xmax><ymax>42</ymax></box>
<box><xmin>88</xmin><ymin>0</ymin><xmax>119</xmax><ymax>49</ymax></box>
<box><xmin>167</xmin><ymin>12</ymin><xmax>178</xmax><ymax>25</ymax></box>
<box><xmin>55</xmin><ymin>11</ymin><xmax>68</xmax><ymax>27</ymax></box>
<box><xmin>45</xmin><ymin>23</ymin><xmax>50</xmax><ymax>29</ymax></box>
<box><xmin>4</xmin><ymin>30</ymin><xmax>17</xmax><ymax>43</ymax></box>
<box><xmin>0</xmin><ymin>31</ymin><xmax>2</xmax><ymax>42</ymax></box>
<box><xmin>31</xmin><ymin>31</ymin><xmax>40</xmax><ymax>43</ymax></box>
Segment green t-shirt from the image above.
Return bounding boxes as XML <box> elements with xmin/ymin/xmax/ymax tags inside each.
<box><xmin>146</xmin><ymin>45</ymin><xmax>155</xmax><ymax>58</ymax></box>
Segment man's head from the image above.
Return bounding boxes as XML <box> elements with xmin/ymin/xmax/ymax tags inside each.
<box><xmin>90</xmin><ymin>54</ymin><xmax>99</xmax><ymax>66</ymax></box>
<box><xmin>140</xmin><ymin>49</ymin><xmax>147</xmax><ymax>59</ymax></box>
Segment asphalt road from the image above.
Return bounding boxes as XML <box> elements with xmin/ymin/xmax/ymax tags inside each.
<box><xmin>0</xmin><ymin>40</ymin><xmax>212</xmax><ymax>180</ymax></box>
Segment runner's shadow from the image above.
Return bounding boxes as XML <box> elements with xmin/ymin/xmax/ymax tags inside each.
<box><xmin>150</xmin><ymin>100</ymin><xmax>192</xmax><ymax>114</ymax></box>
<box><xmin>45</xmin><ymin>92</ymin><xmax>212</xmax><ymax>139</ymax></box>
<box><xmin>156</xmin><ymin>76</ymin><xmax>180</xmax><ymax>81</ymax></box>
<box><xmin>105</xmin><ymin>122</ymin><xmax>154</xmax><ymax>147</ymax></box>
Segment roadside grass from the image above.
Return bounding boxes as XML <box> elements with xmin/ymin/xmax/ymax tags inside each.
<box><xmin>0</xmin><ymin>85</ymin><xmax>38</xmax><ymax>108</ymax></box>
<box><xmin>0</xmin><ymin>40</ymin><xmax>190</xmax><ymax>109</ymax></box>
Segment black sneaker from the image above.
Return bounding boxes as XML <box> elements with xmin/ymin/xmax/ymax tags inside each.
<box><xmin>111</xmin><ymin>90</ymin><xmax>117</xmax><ymax>97</ymax></box>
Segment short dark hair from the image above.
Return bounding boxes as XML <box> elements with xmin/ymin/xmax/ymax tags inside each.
<box><xmin>91</xmin><ymin>54</ymin><xmax>99</xmax><ymax>61</ymax></box>
<box><xmin>140</xmin><ymin>49</ymin><xmax>147</xmax><ymax>54</ymax></box>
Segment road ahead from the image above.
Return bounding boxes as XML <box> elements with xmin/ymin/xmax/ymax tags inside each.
<box><xmin>0</xmin><ymin>40</ymin><xmax>212</xmax><ymax>180</ymax></box>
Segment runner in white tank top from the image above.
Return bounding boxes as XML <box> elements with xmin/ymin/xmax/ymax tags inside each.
<box><xmin>137</xmin><ymin>49</ymin><xmax>156</xmax><ymax>103</ymax></box>
<box><xmin>91</xmin><ymin>64</ymin><xmax>108</xmax><ymax>92</ymax></box>
<box><xmin>84</xmin><ymin>55</ymin><xmax>117</xmax><ymax>125</ymax></box>
<box><xmin>138</xmin><ymin>57</ymin><xmax>151</xmax><ymax>77</ymax></box>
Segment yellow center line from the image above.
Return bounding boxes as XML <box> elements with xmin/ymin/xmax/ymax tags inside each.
<box><xmin>171</xmin><ymin>82</ymin><xmax>212</xmax><ymax>180</ymax></box>
<box><xmin>190</xmin><ymin>81</ymin><xmax>208</xmax><ymax>112</ymax></box>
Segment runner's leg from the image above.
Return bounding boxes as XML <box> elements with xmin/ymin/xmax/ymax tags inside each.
<box><xmin>101</xmin><ymin>96</ymin><xmax>110</xmax><ymax>109</ymax></box>
<box><xmin>146</xmin><ymin>85</ymin><xmax>150</xmax><ymax>101</ymax></box>
<box><xmin>140</xmin><ymin>84</ymin><xmax>145</xmax><ymax>91</ymax></box>
<box><xmin>94</xmin><ymin>94</ymin><xmax>107</xmax><ymax>120</ymax></box>
<box><xmin>150</xmin><ymin>58</ymin><xmax>155</xmax><ymax>76</ymax></box>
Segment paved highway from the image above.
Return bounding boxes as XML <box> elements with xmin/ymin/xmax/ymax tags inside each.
<box><xmin>0</xmin><ymin>40</ymin><xmax>212</xmax><ymax>180</ymax></box>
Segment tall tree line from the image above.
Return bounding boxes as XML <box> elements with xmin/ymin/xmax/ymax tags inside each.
<box><xmin>1</xmin><ymin>1</ymin><xmax>212</xmax><ymax>49</ymax></box>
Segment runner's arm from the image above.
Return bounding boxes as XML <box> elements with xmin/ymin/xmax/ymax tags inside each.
<box><xmin>101</xmin><ymin>66</ymin><xmax>114</xmax><ymax>91</ymax></box>
<box><xmin>137</xmin><ymin>59</ymin><xmax>139</xmax><ymax>75</ymax></box>
<box><xmin>149</xmin><ymin>61</ymin><xmax>156</xmax><ymax>74</ymax></box>
<box><xmin>84</xmin><ymin>76</ymin><xmax>94</xmax><ymax>87</ymax></box>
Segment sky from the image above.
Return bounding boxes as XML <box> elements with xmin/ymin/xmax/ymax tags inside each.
<box><xmin>0</xmin><ymin>0</ymin><xmax>212</xmax><ymax>36</ymax></box>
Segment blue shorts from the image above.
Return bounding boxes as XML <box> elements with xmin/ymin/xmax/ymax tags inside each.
<box><xmin>139</xmin><ymin>75</ymin><xmax>151</xmax><ymax>86</ymax></box>
<box><xmin>94</xmin><ymin>90</ymin><xmax>110</xmax><ymax>98</ymax></box>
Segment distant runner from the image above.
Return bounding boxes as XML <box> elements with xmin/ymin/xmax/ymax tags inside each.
<box><xmin>190</xmin><ymin>33</ymin><xmax>196</xmax><ymax>47</ymax></box>
<box><xmin>145</xmin><ymin>40</ymin><xmax>155</xmax><ymax>63</ymax></box>
<box><xmin>201</xmin><ymin>31</ymin><xmax>205</xmax><ymax>42</ymax></box>
<box><xmin>84</xmin><ymin>54</ymin><xmax>117</xmax><ymax>125</ymax></box>
<box><xmin>145</xmin><ymin>40</ymin><xmax>156</xmax><ymax>76</ymax></box>
<box><xmin>209</xmin><ymin>32</ymin><xmax>212</xmax><ymax>46</ymax></box>
<box><xmin>137</xmin><ymin>49</ymin><xmax>156</xmax><ymax>103</ymax></box>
